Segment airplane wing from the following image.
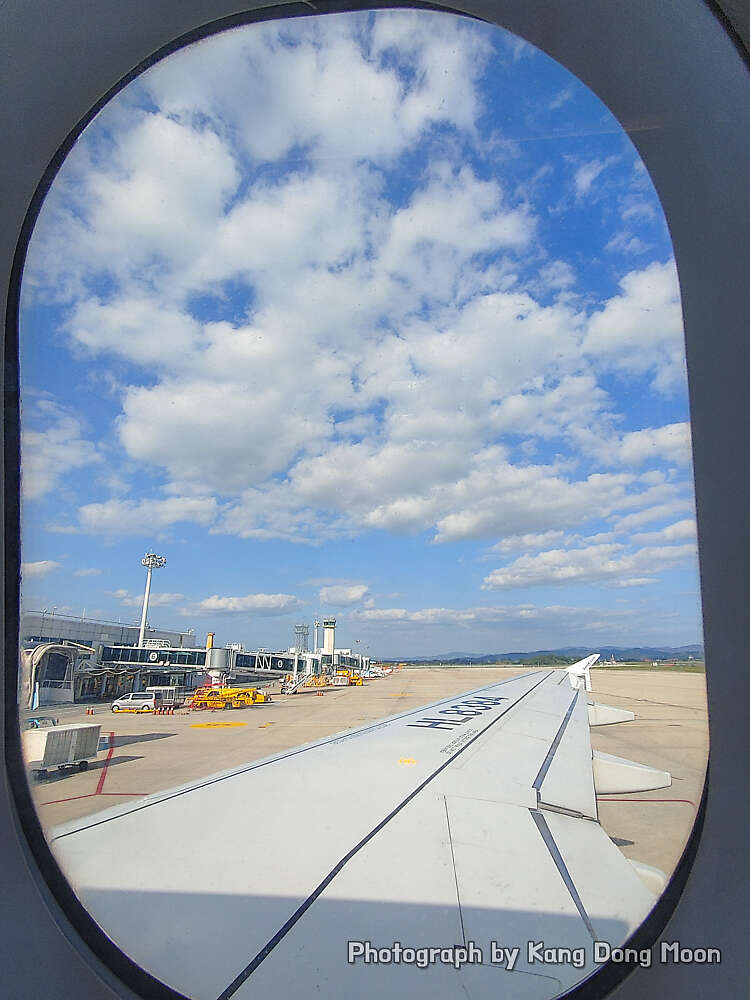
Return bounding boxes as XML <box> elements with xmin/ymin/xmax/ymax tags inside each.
<box><xmin>49</xmin><ymin>665</ymin><xmax>669</xmax><ymax>1000</ymax></box>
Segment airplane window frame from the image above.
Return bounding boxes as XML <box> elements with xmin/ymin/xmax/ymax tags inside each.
<box><xmin>2</xmin><ymin>1</ymin><xmax>748</xmax><ymax>999</ymax></box>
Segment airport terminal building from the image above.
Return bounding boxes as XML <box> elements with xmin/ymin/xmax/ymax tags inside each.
<box><xmin>20</xmin><ymin>612</ymin><xmax>198</xmax><ymax>706</ymax></box>
<box><xmin>22</xmin><ymin>610</ymin><xmax>196</xmax><ymax>650</ymax></box>
<box><xmin>20</xmin><ymin>612</ymin><xmax>366</xmax><ymax>706</ymax></box>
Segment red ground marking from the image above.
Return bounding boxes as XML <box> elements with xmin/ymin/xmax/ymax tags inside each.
<box><xmin>94</xmin><ymin>732</ymin><xmax>115</xmax><ymax>795</ymax></box>
<box><xmin>38</xmin><ymin>732</ymin><xmax>123</xmax><ymax>806</ymax></box>
<box><xmin>597</xmin><ymin>797</ymin><xmax>696</xmax><ymax>807</ymax></box>
<box><xmin>39</xmin><ymin>793</ymin><xmax>101</xmax><ymax>806</ymax></box>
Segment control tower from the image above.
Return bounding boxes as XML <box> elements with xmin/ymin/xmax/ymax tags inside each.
<box><xmin>322</xmin><ymin>618</ymin><xmax>336</xmax><ymax>657</ymax></box>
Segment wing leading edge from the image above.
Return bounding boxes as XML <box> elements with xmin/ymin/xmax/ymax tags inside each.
<box><xmin>50</xmin><ymin>662</ymin><xmax>669</xmax><ymax>1000</ymax></box>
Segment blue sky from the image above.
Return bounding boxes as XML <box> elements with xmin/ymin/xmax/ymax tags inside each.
<box><xmin>19</xmin><ymin>11</ymin><xmax>701</xmax><ymax>657</ymax></box>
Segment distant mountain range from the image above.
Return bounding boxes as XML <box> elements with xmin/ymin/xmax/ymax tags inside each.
<box><xmin>384</xmin><ymin>645</ymin><xmax>704</xmax><ymax>664</ymax></box>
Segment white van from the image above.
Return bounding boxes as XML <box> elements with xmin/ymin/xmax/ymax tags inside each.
<box><xmin>110</xmin><ymin>692</ymin><xmax>159</xmax><ymax>713</ymax></box>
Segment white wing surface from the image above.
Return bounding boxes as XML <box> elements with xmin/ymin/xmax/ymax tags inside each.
<box><xmin>50</xmin><ymin>667</ymin><xmax>665</xmax><ymax>1000</ymax></box>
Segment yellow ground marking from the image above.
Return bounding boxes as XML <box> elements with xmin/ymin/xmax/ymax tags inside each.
<box><xmin>258</xmin><ymin>722</ymin><xmax>275</xmax><ymax>728</ymax></box>
<box><xmin>398</xmin><ymin>758</ymin><xmax>417</xmax><ymax>766</ymax></box>
<box><xmin>190</xmin><ymin>722</ymin><xmax>248</xmax><ymax>729</ymax></box>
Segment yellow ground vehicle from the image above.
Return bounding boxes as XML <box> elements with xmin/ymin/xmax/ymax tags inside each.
<box><xmin>190</xmin><ymin>686</ymin><xmax>271</xmax><ymax>709</ymax></box>
<box><xmin>334</xmin><ymin>670</ymin><xmax>363</xmax><ymax>686</ymax></box>
<box><xmin>304</xmin><ymin>674</ymin><xmax>328</xmax><ymax>688</ymax></box>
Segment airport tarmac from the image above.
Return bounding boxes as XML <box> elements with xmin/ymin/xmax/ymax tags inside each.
<box><xmin>22</xmin><ymin>666</ymin><xmax>708</xmax><ymax>881</ymax></box>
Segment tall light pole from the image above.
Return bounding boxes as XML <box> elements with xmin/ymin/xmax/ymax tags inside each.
<box><xmin>138</xmin><ymin>552</ymin><xmax>166</xmax><ymax>646</ymax></box>
<box><xmin>313</xmin><ymin>618</ymin><xmax>321</xmax><ymax>654</ymax></box>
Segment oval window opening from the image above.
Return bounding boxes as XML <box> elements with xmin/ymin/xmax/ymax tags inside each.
<box><xmin>16</xmin><ymin>9</ymin><xmax>708</xmax><ymax>1000</ymax></box>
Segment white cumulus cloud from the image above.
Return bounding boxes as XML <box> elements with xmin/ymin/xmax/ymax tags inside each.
<box><xmin>22</xmin><ymin>560</ymin><xmax>62</xmax><ymax>578</ymax></box>
<box><xmin>573</xmin><ymin>156</ymin><xmax>619</xmax><ymax>198</ymax></box>
<box><xmin>613</xmin><ymin>500</ymin><xmax>694</xmax><ymax>533</ymax></box>
<box><xmin>490</xmin><ymin>531</ymin><xmax>566</xmax><ymax>554</ymax></box>
<box><xmin>111</xmin><ymin>589</ymin><xmax>184</xmax><ymax>608</ymax></box>
<box><xmin>584</xmin><ymin>260</ymin><xmax>685</xmax><ymax>391</ymax></box>
<box><xmin>482</xmin><ymin>541</ymin><xmax>697</xmax><ymax>590</ymax></box>
<box><xmin>22</xmin><ymin>399</ymin><xmax>101</xmax><ymax>501</ymax></box>
<box><xmin>195</xmin><ymin>593</ymin><xmax>302</xmax><ymax>615</ymax></box>
<box><xmin>319</xmin><ymin>584</ymin><xmax>369</xmax><ymax>606</ymax></box>
<box><xmin>631</xmin><ymin>518</ymin><xmax>697</xmax><ymax>545</ymax></box>
<box><xmin>618</xmin><ymin>423</ymin><xmax>692</xmax><ymax>467</ymax></box>
<box><xmin>77</xmin><ymin>496</ymin><xmax>218</xmax><ymax>535</ymax></box>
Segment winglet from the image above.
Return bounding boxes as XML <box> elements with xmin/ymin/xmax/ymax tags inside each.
<box><xmin>567</xmin><ymin>653</ymin><xmax>600</xmax><ymax>692</ymax></box>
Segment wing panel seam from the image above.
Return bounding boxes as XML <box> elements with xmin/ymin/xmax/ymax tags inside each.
<box><xmin>531</xmin><ymin>690</ymin><xmax>579</xmax><ymax>800</ymax></box>
<box><xmin>530</xmin><ymin>809</ymin><xmax>597</xmax><ymax>940</ymax></box>
<box><xmin>443</xmin><ymin>796</ymin><xmax>466</xmax><ymax>947</ymax></box>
